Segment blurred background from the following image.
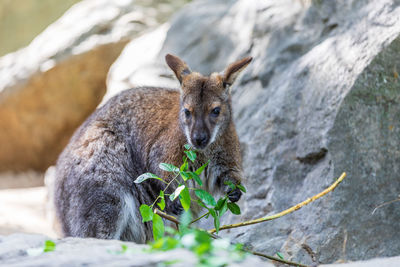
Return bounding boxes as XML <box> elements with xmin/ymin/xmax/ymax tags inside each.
<box><xmin>0</xmin><ymin>0</ymin><xmax>399</xmax><ymax>265</ymax></box>
<box><xmin>0</xmin><ymin>0</ymin><xmax>81</xmax><ymax>57</ymax></box>
<box><xmin>0</xmin><ymin>0</ymin><xmax>80</xmax><ymax>237</ymax></box>
<box><xmin>0</xmin><ymin>0</ymin><xmax>189</xmax><ymax>237</ymax></box>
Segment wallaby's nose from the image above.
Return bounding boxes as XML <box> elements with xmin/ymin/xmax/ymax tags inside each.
<box><xmin>193</xmin><ymin>132</ymin><xmax>209</xmax><ymax>149</ymax></box>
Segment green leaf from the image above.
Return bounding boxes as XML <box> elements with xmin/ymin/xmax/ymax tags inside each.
<box><xmin>194</xmin><ymin>230</ymin><xmax>212</xmax><ymax>255</ymax></box>
<box><xmin>157</xmin><ymin>198</ymin><xmax>165</xmax><ymax>213</ymax></box>
<box><xmin>277</xmin><ymin>252</ymin><xmax>284</xmax><ymax>260</ymax></box>
<box><xmin>43</xmin><ymin>240</ymin><xmax>56</xmax><ymax>252</ymax></box>
<box><xmin>150</xmin><ymin>238</ymin><xmax>164</xmax><ymax>250</ymax></box>
<box><xmin>170</xmin><ymin>185</ymin><xmax>185</xmax><ymax>201</ymax></box>
<box><xmin>134</xmin><ymin>173</ymin><xmax>164</xmax><ymax>184</ymax></box>
<box><xmin>195</xmin><ymin>189</ymin><xmax>216</xmax><ymax>207</ymax></box>
<box><xmin>180</xmin><ymin>171</ymin><xmax>190</xmax><ymax>181</ymax></box>
<box><xmin>179</xmin><ymin>187</ymin><xmax>191</xmax><ymax>211</ymax></box>
<box><xmin>208</xmin><ymin>210</ymin><xmax>220</xmax><ymax>234</ymax></box>
<box><xmin>189</xmin><ymin>172</ymin><xmax>203</xmax><ymax>186</ymax></box>
<box><xmin>163</xmin><ymin>238</ymin><xmax>180</xmax><ymax>251</ymax></box>
<box><xmin>194</xmin><ymin>230</ymin><xmax>212</xmax><ymax>244</ymax></box>
<box><xmin>234</xmin><ymin>243</ymin><xmax>244</xmax><ymax>251</ymax></box>
<box><xmin>237</xmin><ymin>184</ymin><xmax>246</xmax><ymax>193</ymax></box>
<box><xmin>157</xmin><ymin>191</ymin><xmax>165</xmax><ymax>211</ymax></box>
<box><xmin>195</xmin><ymin>199</ymin><xmax>207</xmax><ymax>209</ymax></box>
<box><xmin>214</xmin><ymin>217</ymin><xmax>220</xmax><ymax>234</ymax></box>
<box><xmin>215</xmin><ymin>198</ymin><xmax>227</xmax><ymax>211</ymax></box>
<box><xmin>184</xmin><ymin>144</ymin><xmax>192</xmax><ymax>150</ymax></box>
<box><xmin>139</xmin><ymin>204</ymin><xmax>153</xmax><ymax>222</ymax></box>
<box><xmin>219</xmin><ymin>200</ymin><xmax>228</xmax><ymax>217</ymax></box>
<box><xmin>194</xmin><ymin>243</ymin><xmax>211</xmax><ymax>256</ymax></box>
<box><xmin>152</xmin><ymin>214</ymin><xmax>165</xmax><ymax>240</ymax></box>
<box><xmin>195</xmin><ymin>160</ymin><xmax>209</xmax><ymax>175</ymax></box>
<box><xmin>184</xmin><ymin>150</ymin><xmax>197</xmax><ymax>162</ymax></box>
<box><xmin>224</xmin><ymin>180</ymin><xmax>236</xmax><ymax>190</ymax></box>
<box><xmin>209</xmin><ymin>208</ymin><xmax>217</xmax><ymax>219</ymax></box>
<box><xmin>121</xmin><ymin>244</ymin><xmax>128</xmax><ymax>253</ymax></box>
<box><xmin>179</xmin><ymin>210</ymin><xmax>192</xmax><ymax>229</ymax></box>
<box><xmin>227</xmin><ymin>202</ymin><xmax>241</xmax><ymax>215</ymax></box>
<box><xmin>159</xmin><ymin>163</ymin><xmax>179</xmax><ymax>173</ymax></box>
<box><xmin>180</xmin><ymin>158</ymin><xmax>188</xmax><ymax>172</ymax></box>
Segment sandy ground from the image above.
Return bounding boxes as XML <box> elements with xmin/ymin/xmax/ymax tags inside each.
<box><xmin>0</xmin><ymin>186</ymin><xmax>58</xmax><ymax>238</ymax></box>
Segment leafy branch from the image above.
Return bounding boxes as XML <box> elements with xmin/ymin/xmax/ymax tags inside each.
<box><xmin>135</xmin><ymin>144</ymin><xmax>245</xmax><ymax>240</ymax></box>
<box><xmin>153</xmin><ymin>207</ymin><xmax>311</xmax><ymax>267</ymax></box>
<box><xmin>134</xmin><ymin>144</ymin><xmax>347</xmax><ymax>266</ymax></box>
<box><xmin>208</xmin><ymin>172</ymin><xmax>347</xmax><ymax>233</ymax></box>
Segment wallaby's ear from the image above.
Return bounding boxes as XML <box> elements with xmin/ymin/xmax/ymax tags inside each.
<box><xmin>165</xmin><ymin>54</ymin><xmax>191</xmax><ymax>84</ymax></box>
<box><xmin>222</xmin><ymin>57</ymin><xmax>252</xmax><ymax>88</ymax></box>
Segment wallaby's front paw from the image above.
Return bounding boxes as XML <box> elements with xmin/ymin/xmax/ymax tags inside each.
<box><xmin>226</xmin><ymin>187</ymin><xmax>242</xmax><ymax>203</ymax></box>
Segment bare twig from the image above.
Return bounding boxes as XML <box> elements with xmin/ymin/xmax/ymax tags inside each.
<box><xmin>341</xmin><ymin>229</ymin><xmax>348</xmax><ymax>262</ymax></box>
<box><xmin>208</xmin><ymin>172</ymin><xmax>347</xmax><ymax>233</ymax></box>
<box><xmin>372</xmin><ymin>196</ymin><xmax>400</xmax><ymax>214</ymax></box>
<box><xmin>154</xmin><ymin>208</ymin><xmax>179</xmax><ymax>225</ymax></box>
<box><xmin>247</xmin><ymin>250</ymin><xmax>311</xmax><ymax>267</ymax></box>
<box><xmin>190</xmin><ymin>212</ymin><xmax>210</xmax><ymax>225</ymax></box>
<box><xmin>301</xmin><ymin>243</ymin><xmax>318</xmax><ymax>264</ymax></box>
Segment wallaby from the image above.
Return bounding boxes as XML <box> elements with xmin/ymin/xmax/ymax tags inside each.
<box><xmin>54</xmin><ymin>54</ymin><xmax>252</xmax><ymax>243</ymax></box>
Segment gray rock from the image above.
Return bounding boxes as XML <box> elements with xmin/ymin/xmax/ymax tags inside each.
<box><xmin>108</xmin><ymin>0</ymin><xmax>400</xmax><ymax>264</ymax></box>
<box><xmin>320</xmin><ymin>256</ymin><xmax>400</xmax><ymax>267</ymax></box>
<box><xmin>0</xmin><ymin>233</ymin><xmax>272</xmax><ymax>267</ymax></box>
<box><xmin>0</xmin><ymin>233</ymin><xmax>398</xmax><ymax>266</ymax></box>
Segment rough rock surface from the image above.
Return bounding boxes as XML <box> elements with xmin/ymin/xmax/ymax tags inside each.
<box><xmin>1</xmin><ymin>233</ymin><xmax>399</xmax><ymax>266</ymax></box>
<box><xmin>108</xmin><ymin>0</ymin><xmax>400</xmax><ymax>264</ymax></box>
<box><xmin>0</xmin><ymin>0</ymin><xmax>186</xmax><ymax>172</ymax></box>
<box><xmin>0</xmin><ymin>233</ymin><xmax>272</xmax><ymax>267</ymax></box>
<box><xmin>320</xmin><ymin>256</ymin><xmax>400</xmax><ymax>267</ymax></box>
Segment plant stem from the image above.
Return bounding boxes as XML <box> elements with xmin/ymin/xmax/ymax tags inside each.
<box><xmin>190</xmin><ymin>212</ymin><xmax>210</xmax><ymax>225</ymax></box>
<box><xmin>371</xmin><ymin>196</ymin><xmax>400</xmax><ymax>214</ymax></box>
<box><xmin>247</xmin><ymin>250</ymin><xmax>310</xmax><ymax>267</ymax></box>
<box><xmin>154</xmin><ymin>209</ymin><xmax>180</xmax><ymax>224</ymax></box>
<box><xmin>150</xmin><ymin>173</ymin><xmax>180</xmax><ymax>208</ymax></box>
<box><xmin>208</xmin><ymin>172</ymin><xmax>347</xmax><ymax>233</ymax></box>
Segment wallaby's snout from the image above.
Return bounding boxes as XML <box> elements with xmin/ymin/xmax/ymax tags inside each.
<box><xmin>191</xmin><ymin>114</ymin><xmax>211</xmax><ymax>149</ymax></box>
<box><xmin>192</xmin><ymin>130</ymin><xmax>209</xmax><ymax>149</ymax></box>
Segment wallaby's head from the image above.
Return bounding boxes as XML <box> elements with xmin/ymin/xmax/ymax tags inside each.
<box><xmin>166</xmin><ymin>54</ymin><xmax>252</xmax><ymax>150</ymax></box>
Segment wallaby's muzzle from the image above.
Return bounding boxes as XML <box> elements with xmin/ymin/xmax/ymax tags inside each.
<box><xmin>192</xmin><ymin>131</ymin><xmax>210</xmax><ymax>149</ymax></box>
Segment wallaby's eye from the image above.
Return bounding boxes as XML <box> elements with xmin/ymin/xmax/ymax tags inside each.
<box><xmin>211</xmin><ymin>107</ymin><xmax>221</xmax><ymax>117</ymax></box>
<box><xmin>184</xmin><ymin>108</ymin><xmax>191</xmax><ymax>118</ymax></box>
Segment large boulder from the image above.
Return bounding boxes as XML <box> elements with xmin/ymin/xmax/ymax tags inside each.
<box><xmin>0</xmin><ymin>233</ymin><xmax>272</xmax><ymax>267</ymax></box>
<box><xmin>108</xmin><ymin>0</ymin><xmax>400</xmax><ymax>264</ymax></box>
<box><xmin>0</xmin><ymin>0</ymin><xmax>186</xmax><ymax>172</ymax></box>
<box><xmin>1</xmin><ymin>233</ymin><xmax>399</xmax><ymax>266</ymax></box>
